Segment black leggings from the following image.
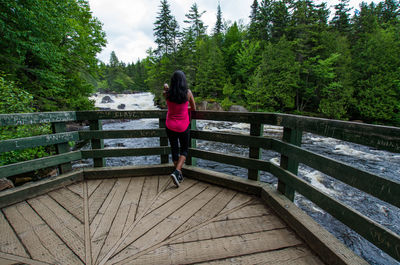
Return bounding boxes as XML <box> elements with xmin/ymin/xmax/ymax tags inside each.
<box><xmin>166</xmin><ymin>126</ymin><xmax>190</xmax><ymax>162</ymax></box>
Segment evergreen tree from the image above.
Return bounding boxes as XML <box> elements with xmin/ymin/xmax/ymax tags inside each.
<box><xmin>330</xmin><ymin>0</ymin><xmax>352</xmax><ymax>33</ymax></box>
<box><xmin>248</xmin><ymin>0</ymin><xmax>260</xmax><ymax>40</ymax></box>
<box><xmin>153</xmin><ymin>0</ymin><xmax>179</xmax><ymax>56</ymax></box>
<box><xmin>184</xmin><ymin>3</ymin><xmax>208</xmax><ymax>39</ymax></box>
<box><xmin>214</xmin><ymin>3</ymin><xmax>224</xmax><ymax>35</ymax></box>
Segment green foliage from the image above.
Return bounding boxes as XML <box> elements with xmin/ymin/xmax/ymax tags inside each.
<box><xmin>246</xmin><ymin>37</ymin><xmax>299</xmax><ymax>112</ymax></box>
<box><xmin>141</xmin><ymin>0</ymin><xmax>400</xmax><ymax>126</ymax></box>
<box><xmin>0</xmin><ymin>0</ymin><xmax>106</xmax><ymax>111</ymax></box>
<box><xmin>0</xmin><ymin>73</ymin><xmax>51</xmax><ymax>165</ymax></box>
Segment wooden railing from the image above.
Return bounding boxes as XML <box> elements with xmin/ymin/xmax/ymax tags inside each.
<box><xmin>0</xmin><ymin>110</ymin><xmax>399</xmax><ymax>262</ymax></box>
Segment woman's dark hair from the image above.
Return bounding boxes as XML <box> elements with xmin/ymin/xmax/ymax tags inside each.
<box><xmin>167</xmin><ymin>70</ymin><xmax>188</xmax><ymax>104</ymax></box>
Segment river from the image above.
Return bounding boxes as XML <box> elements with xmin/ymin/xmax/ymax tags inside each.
<box><xmin>85</xmin><ymin>92</ymin><xmax>400</xmax><ymax>265</ymax></box>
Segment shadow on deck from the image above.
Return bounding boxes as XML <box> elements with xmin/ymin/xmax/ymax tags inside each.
<box><xmin>0</xmin><ymin>165</ymin><xmax>365</xmax><ymax>265</ymax></box>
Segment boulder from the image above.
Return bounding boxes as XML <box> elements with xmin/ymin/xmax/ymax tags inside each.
<box><xmin>197</xmin><ymin>101</ymin><xmax>208</xmax><ymax>110</ymax></box>
<box><xmin>208</xmin><ymin>102</ymin><xmax>223</xmax><ymax>111</ymax></box>
<box><xmin>101</xmin><ymin>95</ymin><xmax>114</xmax><ymax>103</ymax></box>
<box><xmin>0</xmin><ymin>178</ymin><xmax>14</xmax><ymax>191</ymax></box>
<box><xmin>117</xmin><ymin>104</ymin><xmax>126</xmax><ymax>109</ymax></box>
<box><xmin>229</xmin><ymin>105</ymin><xmax>248</xmax><ymax>112</ymax></box>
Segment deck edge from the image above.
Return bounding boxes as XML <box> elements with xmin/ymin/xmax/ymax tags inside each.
<box><xmin>0</xmin><ymin>169</ymin><xmax>83</xmax><ymax>209</ymax></box>
<box><xmin>182</xmin><ymin>165</ymin><xmax>262</xmax><ymax>195</ymax></box>
<box><xmin>260</xmin><ymin>184</ymin><xmax>368</xmax><ymax>265</ymax></box>
<box><xmin>83</xmin><ymin>164</ymin><xmax>174</xmax><ymax>179</ymax></box>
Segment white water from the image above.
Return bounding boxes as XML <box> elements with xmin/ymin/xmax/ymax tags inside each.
<box><xmin>88</xmin><ymin>93</ymin><xmax>399</xmax><ymax>265</ymax></box>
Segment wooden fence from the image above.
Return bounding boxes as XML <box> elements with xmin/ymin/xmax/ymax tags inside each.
<box><xmin>0</xmin><ymin>110</ymin><xmax>399</xmax><ymax>262</ymax></box>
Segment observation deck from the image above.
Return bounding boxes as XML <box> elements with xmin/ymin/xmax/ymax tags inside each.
<box><xmin>0</xmin><ymin>110</ymin><xmax>399</xmax><ymax>264</ymax></box>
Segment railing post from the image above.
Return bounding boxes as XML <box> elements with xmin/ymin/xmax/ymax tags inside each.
<box><xmin>89</xmin><ymin>119</ymin><xmax>105</xmax><ymax>167</ymax></box>
<box><xmin>277</xmin><ymin>127</ymin><xmax>302</xmax><ymax>201</ymax></box>
<box><xmin>159</xmin><ymin>117</ymin><xmax>169</xmax><ymax>164</ymax></box>
<box><xmin>187</xmin><ymin>119</ymin><xmax>197</xmax><ymax>166</ymax></box>
<box><xmin>52</xmin><ymin>122</ymin><xmax>72</xmax><ymax>174</ymax></box>
<box><xmin>249</xmin><ymin>122</ymin><xmax>263</xmax><ymax>181</ymax></box>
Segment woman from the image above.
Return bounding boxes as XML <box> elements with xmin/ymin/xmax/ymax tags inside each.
<box><xmin>164</xmin><ymin>70</ymin><xmax>196</xmax><ymax>187</ymax></box>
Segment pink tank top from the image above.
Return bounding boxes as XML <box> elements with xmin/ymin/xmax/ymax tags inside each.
<box><xmin>166</xmin><ymin>100</ymin><xmax>189</xmax><ymax>132</ymax></box>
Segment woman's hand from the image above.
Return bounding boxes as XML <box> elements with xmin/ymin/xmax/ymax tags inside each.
<box><xmin>163</xmin><ymin>84</ymin><xmax>169</xmax><ymax>98</ymax></box>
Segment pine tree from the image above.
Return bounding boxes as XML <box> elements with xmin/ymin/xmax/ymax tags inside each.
<box><xmin>184</xmin><ymin>3</ymin><xmax>207</xmax><ymax>39</ymax></box>
<box><xmin>214</xmin><ymin>3</ymin><xmax>223</xmax><ymax>35</ymax></box>
<box><xmin>330</xmin><ymin>0</ymin><xmax>352</xmax><ymax>33</ymax></box>
<box><xmin>248</xmin><ymin>0</ymin><xmax>260</xmax><ymax>40</ymax></box>
<box><xmin>153</xmin><ymin>0</ymin><xmax>179</xmax><ymax>56</ymax></box>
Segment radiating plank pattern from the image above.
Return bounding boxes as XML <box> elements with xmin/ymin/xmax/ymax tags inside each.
<box><xmin>0</xmin><ymin>175</ymin><xmax>324</xmax><ymax>265</ymax></box>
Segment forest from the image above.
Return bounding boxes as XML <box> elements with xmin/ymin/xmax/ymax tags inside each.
<box><xmin>0</xmin><ymin>0</ymin><xmax>399</xmax><ymax>126</ymax></box>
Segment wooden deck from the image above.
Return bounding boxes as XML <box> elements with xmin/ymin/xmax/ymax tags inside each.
<box><xmin>0</xmin><ymin>174</ymin><xmax>324</xmax><ymax>265</ymax></box>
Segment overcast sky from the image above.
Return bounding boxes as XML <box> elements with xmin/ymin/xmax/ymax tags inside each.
<box><xmin>87</xmin><ymin>0</ymin><xmax>380</xmax><ymax>63</ymax></box>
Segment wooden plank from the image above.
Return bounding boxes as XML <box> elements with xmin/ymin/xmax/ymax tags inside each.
<box><xmin>91</xmin><ymin>178</ymin><xmax>130</xmax><ymax>264</ymax></box>
<box><xmin>48</xmin><ymin>187</ymin><xmax>84</xmax><ymax>223</ymax></box>
<box><xmin>81</xmin><ymin>147</ymin><xmax>171</xmax><ymax>159</ymax></box>
<box><xmin>67</xmin><ymin>182</ymin><xmax>83</xmax><ymax>198</ymax></box>
<box><xmin>79</xmin><ymin>129</ymin><xmax>166</xmax><ymax>140</ymax></box>
<box><xmin>87</xmin><ymin>179</ymin><xmax>103</xmax><ymax>197</ymax></box>
<box><xmin>271</xmin><ymin>138</ymin><xmax>400</xmax><ymax>208</ymax></box>
<box><xmin>0</xmin><ymin>252</ymin><xmax>50</xmax><ymax>265</ymax></box>
<box><xmin>83</xmin><ymin>181</ymin><xmax>92</xmax><ymax>265</ymax></box>
<box><xmin>118</xmin><ymin>229</ymin><xmax>302</xmax><ymax>265</ymax></box>
<box><xmin>172</xmin><ymin>214</ymin><xmax>287</xmax><ymax>244</ymax></box>
<box><xmin>188</xmin><ymin>149</ymin><xmax>270</xmax><ymax>180</ymax></box>
<box><xmin>170</xmin><ymin>188</ymin><xmax>236</xmax><ymax>237</ymax></box>
<box><xmin>277</xmin><ymin>127</ymin><xmax>302</xmax><ymax>201</ymax></box>
<box><xmin>149</xmin><ymin>178</ymin><xmax>198</xmax><ymax>212</ymax></box>
<box><xmin>190</xmin><ymin>111</ymin><xmax>400</xmax><ymax>153</ymax></box>
<box><xmin>96</xmin><ymin>177</ymin><xmax>144</xmax><ymax>264</ymax></box>
<box><xmin>275</xmin><ymin>113</ymin><xmax>400</xmax><ymax>153</ymax></box>
<box><xmin>88</xmin><ymin>179</ymin><xmax>116</xmax><ymax>223</ymax></box>
<box><xmin>3</xmin><ymin>202</ymin><xmax>83</xmax><ymax>264</ymax></box>
<box><xmin>27</xmin><ymin>195</ymin><xmax>85</xmax><ymax>261</ymax></box>
<box><xmin>190</xmin><ymin>130</ymin><xmax>272</xmax><ymax>149</ymax></box>
<box><xmin>183</xmin><ymin>165</ymin><xmax>263</xmax><ymax>195</ymax></box>
<box><xmin>121</xmin><ymin>177</ymin><xmax>145</xmax><ymax>235</ymax></box>
<box><xmin>83</xmin><ymin>164</ymin><xmax>174</xmax><ymax>180</ymax></box>
<box><xmin>0</xmin><ymin>151</ymin><xmax>81</xmax><ymax>179</ymax></box>
<box><xmin>52</xmin><ymin>122</ymin><xmax>72</xmax><ymax>174</ymax></box>
<box><xmin>248</xmin><ymin>123</ymin><xmax>263</xmax><ymax>181</ymax></box>
<box><xmin>268</xmin><ymin>162</ymin><xmax>400</xmax><ymax>262</ymax></box>
<box><xmin>199</xmin><ymin>246</ymin><xmax>323</xmax><ymax>265</ymax></box>
<box><xmin>0</xmin><ymin>111</ymin><xmax>76</xmax><ymax>126</ymax></box>
<box><xmin>219</xmin><ymin>192</ymin><xmax>255</xmax><ymax>214</ymax></box>
<box><xmin>0</xmin><ymin>170</ymin><xmax>83</xmax><ymax>209</ymax></box>
<box><xmin>222</xmin><ymin>203</ymin><xmax>272</xmax><ymax>220</ymax></box>
<box><xmin>0</xmin><ymin>131</ymin><xmax>79</xmax><ymax>153</ymax></box>
<box><xmin>0</xmin><ymin>210</ymin><xmax>28</xmax><ymax>257</ymax></box>
<box><xmin>186</xmin><ymin>119</ymin><xmax>197</xmax><ymax>166</ymax></box>
<box><xmin>159</xmin><ymin>118</ymin><xmax>169</xmax><ymax>164</ymax></box>
<box><xmin>89</xmin><ymin>120</ymin><xmax>105</xmax><ymax>167</ymax></box>
<box><xmin>111</xmin><ymin>182</ymin><xmax>209</xmax><ymax>259</ymax></box>
<box><xmin>109</xmin><ymin>185</ymin><xmax>221</xmax><ymax>264</ymax></box>
<box><xmin>134</xmin><ymin>175</ymin><xmax>162</xmax><ymax>222</ymax></box>
<box><xmin>158</xmin><ymin>175</ymin><xmax>170</xmax><ymax>193</ymax></box>
<box><xmin>75</xmin><ymin>110</ymin><xmax>166</xmax><ymax>121</ymax></box>
<box><xmin>261</xmin><ymin>182</ymin><xmax>369</xmax><ymax>265</ymax></box>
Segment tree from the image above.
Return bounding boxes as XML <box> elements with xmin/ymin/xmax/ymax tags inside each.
<box><xmin>0</xmin><ymin>0</ymin><xmax>106</xmax><ymax>111</ymax></box>
<box><xmin>184</xmin><ymin>3</ymin><xmax>207</xmax><ymax>39</ymax></box>
<box><xmin>248</xmin><ymin>0</ymin><xmax>260</xmax><ymax>40</ymax></box>
<box><xmin>214</xmin><ymin>3</ymin><xmax>224</xmax><ymax>35</ymax></box>
<box><xmin>246</xmin><ymin>37</ymin><xmax>300</xmax><ymax>112</ymax></box>
<box><xmin>330</xmin><ymin>0</ymin><xmax>352</xmax><ymax>34</ymax></box>
<box><xmin>153</xmin><ymin>0</ymin><xmax>179</xmax><ymax>56</ymax></box>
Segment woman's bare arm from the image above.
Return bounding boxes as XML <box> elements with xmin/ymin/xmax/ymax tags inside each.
<box><xmin>188</xmin><ymin>89</ymin><xmax>196</xmax><ymax>111</ymax></box>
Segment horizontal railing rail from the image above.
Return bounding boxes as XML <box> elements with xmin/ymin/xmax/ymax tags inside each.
<box><xmin>0</xmin><ymin>110</ymin><xmax>399</xmax><ymax>262</ymax></box>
